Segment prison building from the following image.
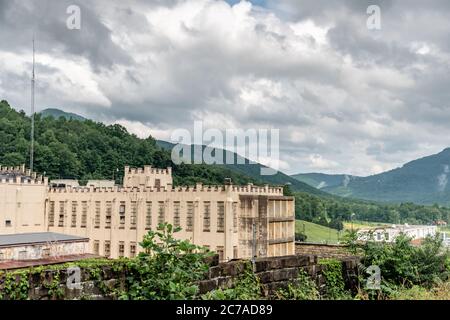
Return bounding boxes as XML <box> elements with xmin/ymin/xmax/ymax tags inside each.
<box><xmin>0</xmin><ymin>165</ymin><xmax>295</xmax><ymax>261</ymax></box>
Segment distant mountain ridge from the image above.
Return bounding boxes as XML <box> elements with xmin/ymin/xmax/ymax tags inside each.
<box><xmin>34</xmin><ymin>108</ymin><xmax>324</xmax><ymax>194</ymax></box>
<box><xmin>291</xmin><ymin>173</ymin><xmax>358</xmax><ymax>189</ymax></box>
<box><xmin>156</xmin><ymin>140</ymin><xmax>325</xmax><ymax>195</ymax></box>
<box><xmin>40</xmin><ymin>108</ymin><xmax>87</xmax><ymax>121</ymax></box>
<box><xmin>293</xmin><ymin>148</ymin><xmax>450</xmax><ymax>205</ymax></box>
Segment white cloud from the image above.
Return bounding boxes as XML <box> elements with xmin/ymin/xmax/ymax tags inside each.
<box><xmin>2</xmin><ymin>0</ymin><xmax>450</xmax><ymax>177</ymax></box>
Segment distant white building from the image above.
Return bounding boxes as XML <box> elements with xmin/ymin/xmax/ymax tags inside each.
<box><xmin>357</xmin><ymin>224</ymin><xmax>437</xmax><ymax>243</ymax></box>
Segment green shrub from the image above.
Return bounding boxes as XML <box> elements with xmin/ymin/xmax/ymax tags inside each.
<box><xmin>120</xmin><ymin>223</ymin><xmax>213</xmax><ymax>300</ymax></box>
<box><xmin>318</xmin><ymin>259</ymin><xmax>352</xmax><ymax>300</ymax></box>
<box><xmin>275</xmin><ymin>269</ymin><xmax>319</xmax><ymax>300</ymax></box>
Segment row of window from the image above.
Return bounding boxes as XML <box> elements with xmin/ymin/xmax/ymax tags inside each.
<box><xmin>91</xmin><ymin>240</ymin><xmax>236</xmax><ymax>261</ymax></box>
<box><xmin>48</xmin><ymin>200</ymin><xmax>239</xmax><ymax>233</ymax></box>
<box><xmin>93</xmin><ymin>240</ymin><xmax>137</xmax><ymax>258</ymax></box>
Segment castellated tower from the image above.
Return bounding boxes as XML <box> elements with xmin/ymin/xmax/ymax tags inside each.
<box><xmin>123</xmin><ymin>166</ymin><xmax>173</xmax><ymax>188</ymax></box>
<box><xmin>0</xmin><ymin>165</ymin><xmax>48</xmax><ymax>235</ymax></box>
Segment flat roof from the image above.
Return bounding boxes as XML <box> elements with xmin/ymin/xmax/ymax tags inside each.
<box><xmin>0</xmin><ymin>232</ymin><xmax>89</xmax><ymax>247</ymax></box>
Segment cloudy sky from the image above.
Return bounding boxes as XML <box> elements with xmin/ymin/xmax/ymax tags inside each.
<box><xmin>1</xmin><ymin>0</ymin><xmax>450</xmax><ymax>176</ymax></box>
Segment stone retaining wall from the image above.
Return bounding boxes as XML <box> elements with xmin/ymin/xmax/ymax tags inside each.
<box><xmin>0</xmin><ymin>254</ymin><xmax>360</xmax><ymax>300</ymax></box>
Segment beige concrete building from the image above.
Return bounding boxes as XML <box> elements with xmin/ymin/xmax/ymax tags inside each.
<box><xmin>0</xmin><ymin>166</ymin><xmax>48</xmax><ymax>235</ymax></box>
<box><xmin>0</xmin><ymin>165</ymin><xmax>295</xmax><ymax>261</ymax></box>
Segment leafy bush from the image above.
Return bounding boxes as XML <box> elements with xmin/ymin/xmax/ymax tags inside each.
<box><xmin>359</xmin><ymin>234</ymin><xmax>449</xmax><ymax>290</ymax></box>
<box><xmin>120</xmin><ymin>223</ymin><xmax>213</xmax><ymax>300</ymax></box>
<box><xmin>318</xmin><ymin>259</ymin><xmax>352</xmax><ymax>300</ymax></box>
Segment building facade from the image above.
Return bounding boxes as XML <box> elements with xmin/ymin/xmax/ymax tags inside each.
<box><xmin>0</xmin><ymin>166</ymin><xmax>48</xmax><ymax>235</ymax></box>
<box><xmin>0</xmin><ymin>165</ymin><xmax>295</xmax><ymax>261</ymax></box>
<box><xmin>0</xmin><ymin>232</ymin><xmax>89</xmax><ymax>261</ymax></box>
<box><xmin>357</xmin><ymin>224</ymin><xmax>437</xmax><ymax>243</ymax></box>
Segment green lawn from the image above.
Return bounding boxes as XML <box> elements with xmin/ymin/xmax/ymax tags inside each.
<box><xmin>295</xmin><ymin>220</ymin><xmax>341</xmax><ymax>244</ymax></box>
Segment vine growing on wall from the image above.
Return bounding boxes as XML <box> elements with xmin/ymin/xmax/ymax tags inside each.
<box><xmin>318</xmin><ymin>259</ymin><xmax>351</xmax><ymax>300</ymax></box>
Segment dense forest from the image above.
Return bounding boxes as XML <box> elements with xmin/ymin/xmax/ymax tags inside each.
<box><xmin>0</xmin><ymin>100</ymin><xmax>254</xmax><ymax>186</ymax></box>
<box><xmin>295</xmin><ymin>192</ymin><xmax>450</xmax><ymax>229</ymax></box>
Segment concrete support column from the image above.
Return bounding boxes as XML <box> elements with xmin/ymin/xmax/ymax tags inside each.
<box><xmin>225</xmin><ymin>197</ymin><xmax>234</xmax><ymax>261</ymax></box>
<box><xmin>193</xmin><ymin>197</ymin><xmax>201</xmax><ymax>244</ymax></box>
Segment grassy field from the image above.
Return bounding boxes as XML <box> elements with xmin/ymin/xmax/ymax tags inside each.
<box><xmin>296</xmin><ymin>220</ymin><xmax>395</xmax><ymax>244</ymax></box>
<box><xmin>342</xmin><ymin>220</ymin><xmax>392</xmax><ymax>230</ymax></box>
<box><xmin>296</xmin><ymin>220</ymin><xmax>341</xmax><ymax>244</ymax></box>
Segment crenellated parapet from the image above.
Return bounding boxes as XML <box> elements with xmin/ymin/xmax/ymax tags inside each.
<box><xmin>0</xmin><ymin>164</ymin><xmax>48</xmax><ymax>186</ymax></box>
<box><xmin>124</xmin><ymin>165</ymin><xmax>172</xmax><ymax>176</ymax></box>
<box><xmin>47</xmin><ymin>182</ymin><xmax>284</xmax><ymax>196</ymax></box>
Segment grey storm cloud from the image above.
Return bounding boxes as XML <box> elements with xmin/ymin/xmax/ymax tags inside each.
<box><xmin>2</xmin><ymin>0</ymin><xmax>450</xmax><ymax>176</ymax></box>
<box><xmin>0</xmin><ymin>0</ymin><xmax>130</xmax><ymax>69</ymax></box>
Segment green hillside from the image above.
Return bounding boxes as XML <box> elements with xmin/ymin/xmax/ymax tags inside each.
<box><xmin>0</xmin><ymin>100</ymin><xmax>256</xmax><ymax>186</ymax></box>
<box><xmin>40</xmin><ymin>108</ymin><xmax>87</xmax><ymax>121</ymax></box>
<box><xmin>156</xmin><ymin>140</ymin><xmax>324</xmax><ymax>194</ymax></box>
<box><xmin>296</xmin><ymin>220</ymin><xmax>340</xmax><ymax>244</ymax></box>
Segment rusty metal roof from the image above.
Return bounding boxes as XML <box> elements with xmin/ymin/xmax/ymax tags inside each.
<box><xmin>0</xmin><ymin>232</ymin><xmax>89</xmax><ymax>247</ymax></box>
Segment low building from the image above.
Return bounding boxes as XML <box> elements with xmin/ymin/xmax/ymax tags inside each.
<box><xmin>86</xmin><ymin>180</ymin><xmax>115</xmax><ymax>188</ymax></box>
<box><xmin>50</xmin><ymin>179</ymin><xmax>80</xmax><ymax>188</ymax></box>
<box><xmin>0</xmin><ymin>232</ymin><xmax>89</xmax><ymax>261</ymax></box>
<box><xmin>357</xmin><ymin>224</ymin><xmax>437</xmax><ymax>243</ymax></box>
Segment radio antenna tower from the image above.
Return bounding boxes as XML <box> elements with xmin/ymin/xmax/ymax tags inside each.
<box><xmin>30</xmin><ymin>36</ymin><xmax>35</xmax><ymax>173</ymax></box>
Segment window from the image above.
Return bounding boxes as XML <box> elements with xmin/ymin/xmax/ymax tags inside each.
<box><xmin>385</xmin><ymin>232</ymin><xmax>390</xmax><ymax>241</ymax></box>
<box><xmin>155</xmin><ymin>179</ymin><xmax>161</xmax><ymax>188</ymax></box>
<box><xmin>81</xmin><ymin>201</ymin><xmax>87</xmax><ymax>228</ymax></box>
<box><xmin>5</xmin><ymin>220</ymin><xmax>11</xmax><ymax>228</ymax></box>
<box><xmin>105</xmin><ymin>201</ymin><xmax>112</xmax><ymax>229</ymax></box>
<box><xmin>94</xmin><ymin>201</ymin><xmax>101</xmax><ymax>228</ymax></box>
<box><xmin>186</xmin><ymin>202</ymin><xmax>194</xmax><ymax>232</ymax></box>
<box><xmin>217</xmin><ymin>202</ymin><xmax>225</xmax><ymax>233</ymax></box>
<box><xmin>173</xmin><ymin>202</ymin><xmax>181</xmax><ymax>228</ymax></box>
<box><xmin>119</xmin><ymin>202</ymin><xmax>126</xmax><ymax>229</ymax></box>
<box><xmin>58</xmin><ymin>201</ymin><xmax>65</xmax><ymax>227</ymax></box>
<box><xmin>203</xmin><ymin>202</ymin><xmax>211</xmax><ymax>232</ymax></box>
<box><xmin>130</xmin><ymin>201</ymin><xmax>137</xmax><ymax>230</ymax></box>
<box><xmin>233</xmin><ymin>246</ymin><xmax>238</xmax><ymax>259</ymax></box>
<box><xmin>130</xmin><ymin>242</ymin><xmax>137</xmax><ymax>258</ymax></box>
<box><xmin>93</xmin><ymin>241</ymin><xmax>100</xmax><ymax>255</ymax></box>
<box><xmin>216</xmin><ymin>246</ymin><xmax>224</xmax><ymax>262</ymax></box>
<box><xmin>145</xmin><ymin>202</ymin><xmax>152</xmax><ymax>230</ymax></box>
<box><xmin>0</xmin><ymin>253</ymin><xmax>4</xmax><ymax>261</ymax></box>
<box><xmin>118</xmin><ymin>242</ymin><xmax>125</xmax><ymax>258</ymax></box>
<box><xmin>377</xmin><ymin>232</ymin><xmax>382</xmax><ymax>241</ymax></box>
<box><xmin>104</xmin><ymin>241</ymin><xmax>111</xmax><ymax>258</ymax></box>
<box><xmin>233</xmin><ymin>202</ymin><xmax>238</xmax><ymax>233</ymax></box>
<box><xmin>71</xmin><ymin>202</ymin><xmax>77</xmax><ymax>228</ymax></box>
<box><xmin>48</xmin><ymin>201</ymin><xmax>55</xmax><ymax>227</ymax></box>
<box><xmin>157</xmin><ymin>201</ymin><xmax>165</xmax><ymax>227</ymax></box>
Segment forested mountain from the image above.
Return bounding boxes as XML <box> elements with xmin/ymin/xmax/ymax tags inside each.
<box><xmin>156</xmin><ymin>140</ymin><xmax>324</xmax><ymax>195</ymax></box>
<box><xmin>310</xmin><ymin>149</ymin><xmax>450</xmax><ymax>206</ymax></box>
<box><xmin>0</xmin><ymin>100</ymin><xmax>255</xmax><ymax>186</ymax></box>
<box><xmin>40</xmin><ymin>108</ymin><xmax>87</xmax><ymax>121</ymax></box>
<box><xmin>291</xmin><ymin>173</ymin><xmax>358</xmax><ymax>189</ymax></box>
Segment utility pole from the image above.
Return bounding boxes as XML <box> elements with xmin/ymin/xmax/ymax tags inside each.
<box><xmin>30</xmin><ymin>36</ymin><xmax>36</xmax><ymax>173</ymax></box>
